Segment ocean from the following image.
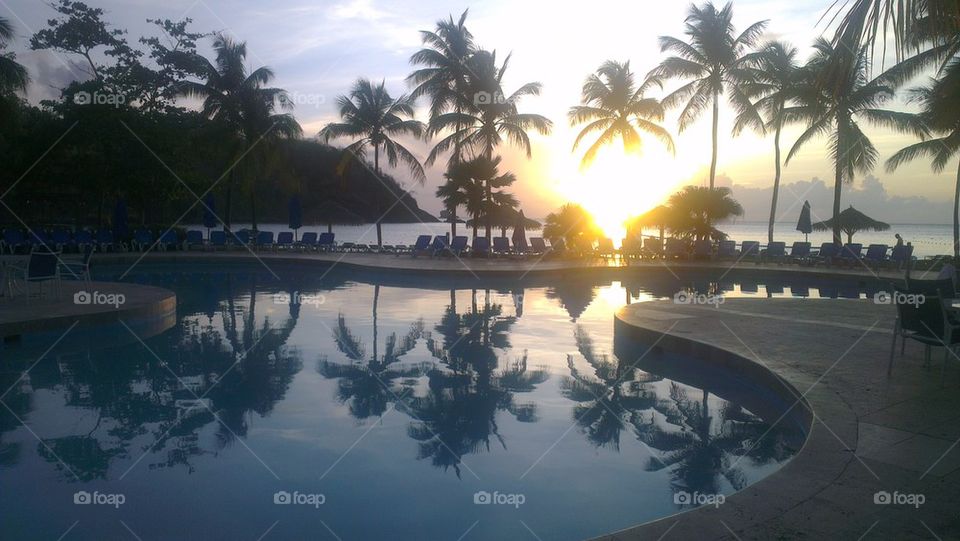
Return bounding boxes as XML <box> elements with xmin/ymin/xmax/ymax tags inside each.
<box><xmin>187</xmin><ymin>221</ymin><xmax>956</xmax><ymax>258</ymax></box>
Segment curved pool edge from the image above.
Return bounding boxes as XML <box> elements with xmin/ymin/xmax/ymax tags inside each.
<box><xmin>594</xmin><ymin>301</ymin><xmax>863</xmax><ymax>541</ymax></box>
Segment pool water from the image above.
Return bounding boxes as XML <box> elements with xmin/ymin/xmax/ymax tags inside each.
<box><xmin>0</xmin><ymin>265</ymin><xmax>818</xmax><ymax>540</ymax></box>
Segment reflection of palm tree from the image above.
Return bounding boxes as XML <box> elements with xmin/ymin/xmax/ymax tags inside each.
<box><xmin>560</xmin><ymin>326</ymin><xmax>659</xmax><ymax>450</ymax></box>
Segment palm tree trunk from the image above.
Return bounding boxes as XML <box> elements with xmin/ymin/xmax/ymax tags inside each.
<box><xmin>954</xmin><ymin>158</ymin><xmax>959</xmax><ymax>260</ymax></box>
<box><xmin>485</xmin><ymin>145</ymin><xmax>493</xmax><ymax>243</ymax></box>
<box><xmin>373</xmin><ymin>284</ymin><xmax>380</xmax><ymax>362</ymax></box>
<box><xmin>709</xmin><ymin>89</ymin><xmax>719</xmax><ymax>190</ymax></box>
<box><xmin>374</xmin><ymin>145</ymin><xmax>383</xmax><ymax>248</ymax></box>
<box><xmin>832</xmin><ymin>120</ymin><xmax>844</xmax><ymax>245</ymax></box>
<box><xmin>768</xmin><ymin>120</ymin><xmax>783</xmax><ymax>244</ymax></box>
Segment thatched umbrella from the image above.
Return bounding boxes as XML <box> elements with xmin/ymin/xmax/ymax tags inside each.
<box><xmin>630</xmin><ymin>205</ymin><xmax>673</xmax><ymax>245</ymax></box>
<box><xmin>812</xmin><ymin>206</ymin><xmax>889</xmax><ymax>244</ymax></box>
<box><xmin>314</xmin><ymin>200</ymin><xmax>364</xmax><ymax>233</ymax></box>
<box><xmin>468</xmin><ymin>207</ymin><xmax>541</xmax><ymax>237</ymax></box>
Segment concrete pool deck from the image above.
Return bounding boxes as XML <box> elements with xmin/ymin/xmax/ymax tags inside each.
<box><xmin>604</xmin><ymin>298</ymin><xmax>960</xmax><ymax>541</ymax></box>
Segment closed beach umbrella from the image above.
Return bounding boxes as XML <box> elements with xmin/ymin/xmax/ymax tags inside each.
<box><xmin>288</xmin><ymin>195</ymin><xmax>303</xmax><ymax>240</ymax></box>
<box><xmin>202</xmin><ymin>193</ymin><xmax>217</xmax><ymax>234</ymax></box>
<box><xmin>512</xmin><ymin>210</ymin><xmax>529</xmax><ymax>251</ymax></box>
<box><xmin>112</xmin><ymin>198</ymin><xmax>128</xmax><ymax>240</ymax></box>
<box><xmin>796</xmin><ymin>201</ymin><xmax>812</xmax><ymax>241</ymax></box>
<box><xmin>812</xmin><ymin>206</ymin><xmax>890</xmax><ymax>244</ymax></box>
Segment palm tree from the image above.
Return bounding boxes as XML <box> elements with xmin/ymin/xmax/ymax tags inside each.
<box><xmin>829</xmin><ymin>0</ymin><xmax>958</xmax><ymax>64</ymax></box>
<box><xmin>886</xmin><ymin>68</ymin><xmax>960</xmax><ymax>259</ymax></box>
<box><xmin>744</xmin><ymin>41</ymin><xmax>801</xmax><ymax>243</ymax></box>
<box><xmin>543</xmin><ymin>203</ymin><xmax>602</xmax><ymax>254</ymax></box>
<box><xmin>652</xmin><ymin>2</ymin><xmax>768</xmax><ymax>189</ymax></box>
<box><xmin>408</xmin><ymin>10</ymin><xmax>476</xmax><ymax>164</ymax></box>
<box><xmin>436</xmin><ymin>169</ymin><xmax>469</xmax><ymax>238</ymax></box>
<box><xmin>785</xmin><ymin>38</ymin><xmax>928</xmax><ymax>244</ymax></box>
<box><xmin>180</xmin><ymin>34</ymin><xmax>302</xmax><ymax>231</ymax></box>
<box><xmin>320</xmin><ymin>79</ymin><xmax>426</xmax><ymax>247</ymax></box>
<box><xmin>667</xmin><ymin>185</ymin><xmax>743</xmax><ymax>241</ymax></box>
<box><xmin>568</xmin><ymin>60</ymin><xmax>675</xmax><ymax>168</ymax></box>
<box><xmin>0</xmin><ymin>17</ymin><xmax>28</xmax><ymax>94</ymax></box>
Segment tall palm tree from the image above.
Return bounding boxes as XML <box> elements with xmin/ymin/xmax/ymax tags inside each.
<box><xmin>320</xmin><ymin>78</ymin><xmax>426</xmax><ymax>247</ymax></box>
<box><xmin>408</xmin><ymin>10</ymin><xmax>476</xmax><ymax>164</ymax></box>
<box><xmin>667</xmin><ymin>185</ymin><xmax>743</xmax><ymax>241</ymax></box>
<box><xmin>0</xmin><ymin>17</ymin><xmax>28</xmax><ymax>94</ymax></box>
<box><xmin>743</xmin><ymin>41</ymin><xmax>801</xmax><ymax>243</ymax></box>
<box><xmin>886</xmin><ymin>67</ymin><xmax>960</xmax><ymax>259</ymax></box>
<box><xmin>180</xmin><ymin>34</ymin><xmax>301</xmax><ymax>231</ymax></box>
<box><xmin>829</xmin><ymin>0</ymin><xmax>958</xmax><ymax>64</ymax></box>
<box><xmin>568</xmin><ymin>60</ymin><xmax>675</xmax><ymax>168</ymax></box>
<box><xmin>785</xmin><ymin>38</ymin><xmax>927</xmax><ymax>244</ymax></box>
<box><xmin>427</xmin><ymin>50</ymin><xmax>552</xmax><ymax>240</ymax></box>
<box><xmin>652</xmin><ymin>2</ymin><xmax>768</xmax><ymax>189</ymax></box>
<box><xmin>436</xmin><ymin>168</ymin><xmax>469</xmax><ymax>238</ymax></box>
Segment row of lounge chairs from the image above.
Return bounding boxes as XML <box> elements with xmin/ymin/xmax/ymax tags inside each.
<box><xmin>2</xmin><ymin>228</ymin><xmax>124</xmax><ymax>254</ymax></box>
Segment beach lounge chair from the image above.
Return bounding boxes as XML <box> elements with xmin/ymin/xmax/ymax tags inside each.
<box><xmin>9</xmin><ymin>248</ymin><xmax>61</xmax><ymax>300</ymax></box>
<box><xmin>887</xmin><ymin>285</ymin><xmax>959</xmax><ymax>381</ymax></box>
<box><xmin>185</xmin><ymin>230</ymin><xmax>204</xmax><ymax>250</ymax></box>
<box><xmin>430</xmin><ymin>236</ymin><xmax>449</xmax><ymax>256</ymax></box>
<box><xmin>52</xmin><ymin>229</ymin><xmax>73</xmax><ymax>252</ymax></box>
<box><xmin>888</xmin><ymin>245</ymin><xmax>914</xmax><ymax>270</ymax></box>
<box><xmin>863</xmin><ymin>244</ymin><xmax>888</xmax><ymax>268</ymax></box>
<box><xmin>740</xmin><ymin>241</ymin><xmax>760</xmax><ymax>261</ymax></box>
<box><xmin>664</xmin><ymin>238</ymin><xmax>688</xmax><ymax>259</ymax></box>
<box><xmin>492</xmin><ymin>237</ymin><xmax>511</xmax><ymax>255</ymax></box>
<box><xmin>693</xmin><ymin>239</ymin><xmax>712</xmax><ymax>260</ymax></box>
<box><xmin>256</xmin><ymin>231</ymin><xmax>274</xmax><ymax>251</ymax></box>
<box><xmin>276</xmin><ymin>232</ymin><xmax>294</xmax><ymax>250</ymax></box>
<box><xmin>411</xmin><ymin>235</ymin><xmax>432</xmax><ymax>257</ymax></box>
<box><xmin>75</xmin><ymin>230</ymin><xmax>94</xmax><ymax>253</ymax></box>
<box><xmin>717</xmin><ymin>240</ymin><xmax>737</xmax><ymax>260</ymax></box>
<box><xmin>596</xmin><ymin>238</ymin><xmax>616</xmax><ymax>259</ymax></box>
<box><xmin>837</xmin><ymin>243</ymin><xmax>863</xmax><ymax>266</ymax></box>
<box><xmin>96</xmin><ymin>230</ymin><xmax>117</xmax><ymax>252</ymax></box>
<box><xmin>133</xmin><ymin>229</ymin><xmax>153</xmax><ymax>251</ymax></box>
<box><xmin>530</xmin><ymin>237</ymin><xmax>548</xmax><ymax>256</ymax></box>
<box><xmin>29</xmin><ymin>230</ymin><xmax>54</xmax><ymax>252</ymax></box>
<box><xmin>762</xmin><ymin>241</ymin><xmax>786</xmax><ymax>263</ymax></box>
<box><xmin>317</xmin><ymin>232</ymin><xmax>336</xmax><ymax>252</ymax></box>
<box><xmin>158</xmin><ymin>230</ymin><xmax>178</xmax><ymax>251</ymax></box>
<box><xmin>209</xmin><ymin>231</ymin><xmax>227</xmax><ymax>250</ymax></box>
<box><xmin>60</xmin><ymin>244</ymin><xmax>94</xmax><ymax>283</ymax></box>
<box><xmin>643</xmin><ymin>238</ymin><xmax>663</xmax><ymax>259</ymax></box>
<box><xmin>788</xmin><ymin>242</ymin><xmax>811</xmax><ymax>264</ymax></box>
<box><xmin>472</xmin><ymin>237</ymin><xmax>491</xmax><ymax>257</ymax></box>
<box><xmin>297</xmin><ymin>232</ymin><xmax>318</xmax><ymax>251</ymax></box>
<box><xmin>2</xmin><ymin>229</ymin><xmax>29</xmax><ymax>255</ymax></box>
<box><xmin>448</xmin><ymin>236</ymin><xmax>468</xmax><ymax>256</ymax></box>
<box><xmin>812</xmin><ymin>242</ymin><xmax>839</xmax><ymax>265</ymax></box>
<box><xmin>231</xmin><ymin>230</ymin><xmax>251</xmax><ymax>250</ymax></box>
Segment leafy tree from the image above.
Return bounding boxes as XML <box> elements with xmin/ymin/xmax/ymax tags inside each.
<box><xmin>667</xmin><ymin>185</ymin><xmax>743</xmax><ymax>241</ymax></box>
<box><xmin>568</xmin><ymin>60</ymin><xmax>674</xmax><ymax>168</ymax></box>
<box><xmin>0</xmin><ymin>17</ymin><xmax>28</xmax><ymax>95</ymax></box>
<box><xmin>543</xmin><ymin>203</ymin><xmax>602</xmax><ymax>253</ymax></box>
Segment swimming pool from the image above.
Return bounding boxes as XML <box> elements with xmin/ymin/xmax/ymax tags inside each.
<box><xmin>0</xmin><ymin>264</ymin><xmax>822</xmax><ymax>540</ymax></box>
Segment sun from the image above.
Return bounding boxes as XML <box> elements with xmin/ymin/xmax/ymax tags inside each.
<box><xmin>557</xmin><ymin>145</ymin><xmax>695</xmax><ymax>243</ymax></box>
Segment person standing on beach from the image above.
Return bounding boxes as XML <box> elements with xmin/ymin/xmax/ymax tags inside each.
<box><xmin>895</xmin><ymin>234</ymin><xmax>904</xmax><ymax>248</ymax></box>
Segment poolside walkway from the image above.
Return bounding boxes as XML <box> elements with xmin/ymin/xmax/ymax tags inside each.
<box><xmin>604</xmin><ymin>298</ymin><xmax>960</xmax><ymax>541</ymax></box>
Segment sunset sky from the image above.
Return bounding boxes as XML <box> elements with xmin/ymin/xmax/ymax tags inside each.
<box><xmin>3</xmin><ymin>0</ymin><xmax>952</xmax><ymax>228</ymax></box>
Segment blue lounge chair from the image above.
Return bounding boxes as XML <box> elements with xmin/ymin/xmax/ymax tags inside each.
<box><xmin>411</xmin><ymin>235</ymin><xmax>432</xmax><ymax>257</ymax></box>
<box><xmin>472</xmin><ymin>237</ymin><xmax>490</xmax><ymax>257</ymax></box>
<box><xmin>256</xmin><ymin>231</ymin><xmax>274</xmax><ymax>251</ymax></box>
<box><xmin>2</xmin><ymin>229</ymin><xmax>28</xmax><ymax>255</ymax></box>
<box><xmin>717</xmin><ymin>240</ymin><xmax>737</xmax><ymax>260</ymax></box>
<box><xmin>693</xmin><ymin>239</ymin><xmax>712</xmax><ymax>260</ymax></box>
<box><xmin>430</xmin><ymin>236</ymin><xmax>448</xmax><ymax>256</ymax></box>
<box><xmin>740</xmin><ymin>241</ymin><xmax>760</xmax><ymax>261</ymax></box>
<box><xmin>863</xmin><ymin>244</ymin><xmax>888</xmax><ymax>268</ymax></box>
<box><xmin>159</xmin><ymin>230</ymin><xmax>178</xmax><ymax>251</ymax></box>
<box><xmin>75</xmin><ymin>230</ymin><xmax>94</xmax><ymax>253</ymax></box>
<box><xmin>317</xmin><ymin>232</ymin><xmax>336</xmax><ymax>252</ymax></box>
<box><xmin>762</xmin><ymin>241</ymin><xmax>786</xmax><ymax>263</ymax></box>
<box><xmin>448</xmin><ymin>236</ymin><xmax>468</xmax><ymax>256</ymax></box>
<box><xmin>185</xmin><ymin>230</ymin><xmax>204</xmax><ymax>250</ymax></box>
<box><xmin>837</xmin><ymin>243</ymin><xmax>863</xmax><ymax>266</ymax></box>
<box><xmin>276</xmin><ymin>232</ymin><xmax>294</xmax><ymax>250</ymax></box>
<box><xmin>96</xmin><ymin>230</ymin><xmax>116</xmax><ymax>252</ymax></box>
<box><xmin>52</xmin><ymin>229</ymin><xmax>73</xmax><ymax>252</ymax></box>
<box><xmin>889</xmin><ymin>245</ymin><xmax>914</xmax><ymax>270</ymax></box>
<box><xmin>492</xmin><ymin>237</ymin><xmax>510</xmax><ymax>255</ymax></box>
<box><xmin>210</xmin><ymin>231</ymin><xmax>227</xmax><ymax>250</ymax></box>
<box><xmin>133</xmin><ymin>229</ymin><xmax>153</xmax><ymax>251</ymax></box>
<box><xmin>60</xmin><ymin>244</ymin><xmax>94</xmax><ymax>283</ymax></box>
<box><xmin>29</xmin><ymin>230</ymin><xmax>54</xmax><ymax>252</ymax></box>
<box><xmin>298</xmin><ymin>232</ymin><xmax>318</xmax><ymax>251</ymax></box>
<box><xmin>231</xmin><ymin>230</ymin><xmax>251</xmax><ymax>249</ymax></box>
<box><xmin>788</xmin><ymin>242</ymin><xmax>811</xmax><ymax>263</ymax></box>
<box><xmin>813</xmin><ymin>242</ymin><xmax>840</xmax><ymax>265</ymax></box>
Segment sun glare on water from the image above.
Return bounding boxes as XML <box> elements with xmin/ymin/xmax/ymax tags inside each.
<box><xmin>558</xmin><ymin>146</ymin><xmax>695</xmax><ymax>244</ymax></box>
